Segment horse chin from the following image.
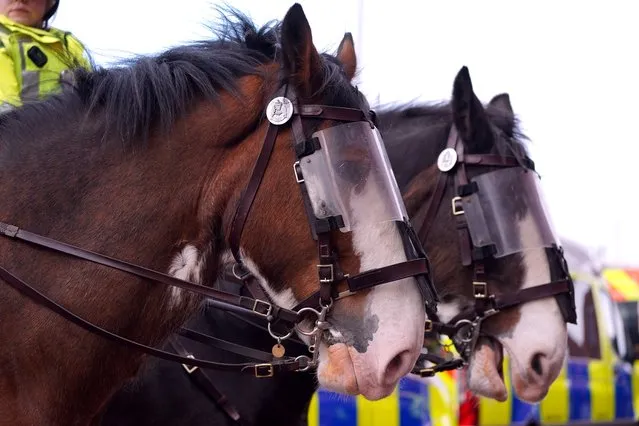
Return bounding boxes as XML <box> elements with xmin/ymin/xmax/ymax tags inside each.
<box><xmin>316</xmin><ymin>342</ymin><xmax>401</xmax><ymax>400</ymax></box>
<box><xmin>316</xmin><ymin>342</ymin><xmax>359</xmax><ymax>396</ymax></box>
<box><xmin>467</xmin><ymin>336</ymin><xmax>507</xmax><ymax>401</ymax></box>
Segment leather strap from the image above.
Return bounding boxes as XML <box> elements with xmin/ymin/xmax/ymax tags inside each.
<box><xmin>295</xmin><ymin>105</ymin><xmax>368</xmax><ymax>122</ymax></box>
<box><xmin>432</xmin><ymin>279</ymin><xmax>572</xmax><ymax>334</ymax></box>
<box><xmin>177</xmin><ymin>327</ymin><xmax>275</xmax><ymax>363</ymax></box>
<box><xmin>346</xmin><ymin>258</ymin><xmax>429</xmax><ymax>292</ymax></box>
<box><xmin>228</xmin><ymin>123</ymin><xmax>280</xmax><ymax>264</ymax></box>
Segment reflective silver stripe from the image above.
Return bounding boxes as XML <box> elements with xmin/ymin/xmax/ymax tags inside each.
<box><xmin>17</xmin><ymin>37</ymin><xmax>28</xmax><ymax>70</ymax></box>
<box><xmin>0</xmin><ymin>102</ymin><xmax>14</xmax><ymax>115</ymax></box>
<box><xmin>0</xmin><ymin>25</ymin><xmax>8</xmax><ymax>48</ymax></box>
<box><xmin>16</xmin><ymin>37</ymin><xmax>41</xmax><ymax>101</ymax></box>
<box><xmin>21</xmin><ymin>70</ymin><xmax>40</xmax><ymax>101</ymax></box>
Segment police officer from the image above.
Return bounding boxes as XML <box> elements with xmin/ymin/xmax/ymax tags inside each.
<box><xmin>0</xmin><ymin>0</ymin><xmax>92</xmax><ymax>113</ymax></box>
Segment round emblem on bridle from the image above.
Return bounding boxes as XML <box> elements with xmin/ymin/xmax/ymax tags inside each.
<box><xmin>266</xmin><ymin>96</ymin><xmax>294</xmax><ymax>125</ymax></box>
<box><xmin>437</xmin><ymin>148</ymin><xmax>458</xmax><ymax>172</ymax></box>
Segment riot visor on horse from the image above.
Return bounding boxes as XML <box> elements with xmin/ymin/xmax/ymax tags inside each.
<box><xmin>0</xmin><ymin>4</ymin><xmax>435</xmax><ymax>425</ymax></box>
<box><xmin>391</xmin><ymin>67</ymin><xmax>575</xmax><ymax>403</ymax></box>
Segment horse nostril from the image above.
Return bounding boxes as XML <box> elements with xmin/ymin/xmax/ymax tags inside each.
<box><xmin>531</xmin><ymin>352</ymin><xmax>544</xmax><ymax>376</ymax></box>
<box><xmin>382</xmin><ymin>349</ymin><xmax>412</xmax><ymax>385</ymax></box>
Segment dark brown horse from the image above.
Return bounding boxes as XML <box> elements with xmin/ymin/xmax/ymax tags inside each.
<box><xmin>0</xmin><ymin>5</ymin><xmax>435</xmax><ymax>425</ymax></box>
<box><xmin>97</xmin><ymin>39</ymin><xmax>576</xmax><ymax>426</ymax></box>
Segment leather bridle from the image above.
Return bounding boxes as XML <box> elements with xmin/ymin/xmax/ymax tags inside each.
<box><xmin>0</xmin><ymin>80</ymin><xmax>437</xmax><ymax>381</ymax></box>
<box><xmin>144</xmin><ymin>119</ymin><xmax>579</xmax><ymax>426</ymax></box>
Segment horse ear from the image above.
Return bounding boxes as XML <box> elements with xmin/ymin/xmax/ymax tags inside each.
<box><xmin>489</xmin><ymin>93</ymin><xmax>514</xmax><ymax>115</ymax></box>
<box><xmin>280</xmin><ymin>3</ymin><xmax>322</xmax><ymax>97</ymax></box>
<box><xmin>337</xmin><ymin>32</ymin><xmax>357</xmax><ymax>81</ymax></box>
<box><xmin>451</xmin><ymin>66</ymin><xmax>492</xmax><ymax>152</ymax></box>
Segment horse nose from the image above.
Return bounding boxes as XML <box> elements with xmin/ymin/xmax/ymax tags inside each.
<box><xmin>380</xmin><ymin>348</ymin><xmax>416</xmax><ymax>387</ymax></box>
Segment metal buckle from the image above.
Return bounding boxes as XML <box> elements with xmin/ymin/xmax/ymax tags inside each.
<box><xmin>317</xmin><ymin>264</ymin><xmax>334</xmax><ymax>283</ymax></box>
<box><xmin>293</xmin><ymin>161</ymin><xmax>304</xmax><ymax>183</ymax></box>
<box><xmin>254</xmin><ymin>363</ymin><xmax>274</xmax><ymax>378</ymax></box>
<box><xmin>424</xmin><ymin>320</ymin><xmax>433</xmax><ymax>333</ymax></box>
<box><xmin>252</xmin><ymin>299</ymin><xmax>273</xmax><ymax>317</ymax></box>
<box><xmin>451</xmin><ymin>196</ymin><xmax>464</xmax><ymax>216</ymax></box>
<box><xmin>473</xmin><ymin>281</ymin><xmax>488</xmax><ymax>299</ymax></box>
<box><xmin>182</xmin><ymin>354</ymin><xmax>198</xmax><ymax>374</ymax></box>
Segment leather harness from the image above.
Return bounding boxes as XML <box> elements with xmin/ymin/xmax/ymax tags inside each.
<box><xmin>0</xmin><ymin>82</ymin><xmax>437</xmax><ymax>383</ymax></box>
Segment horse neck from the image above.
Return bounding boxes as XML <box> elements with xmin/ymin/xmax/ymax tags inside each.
<box><xmin>0</xmin><ymin>72</ymin><xmax>277</xmax><ymax>425</ymax></box>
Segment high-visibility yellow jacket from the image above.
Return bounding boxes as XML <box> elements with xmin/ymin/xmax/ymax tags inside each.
<box><xmin>0</xmin><ymin>15</ymin><xmax>92</xmax><ymax>112</ymax></box>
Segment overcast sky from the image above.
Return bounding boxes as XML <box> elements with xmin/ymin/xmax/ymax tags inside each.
<box><xmin>52</xmin><ymin>1</ymin><xmax>638</xmax><ymax>267</ymax></box>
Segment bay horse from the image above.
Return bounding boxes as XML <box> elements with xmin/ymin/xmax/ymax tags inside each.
<box><xmin>97</xmin><ymin>38</ymin><xmax>576</xmax><ymax>426</ymax></box>
<box><xmin>0</xmin><ymin>4</ymin><xmax>437</xmax><ymax>426</ymax></box>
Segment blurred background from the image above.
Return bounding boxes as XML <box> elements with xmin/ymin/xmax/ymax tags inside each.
<box><xmin>54</xmin><ymin>0</ymin><xmax>638</xmax><ymax>267</ymax></box>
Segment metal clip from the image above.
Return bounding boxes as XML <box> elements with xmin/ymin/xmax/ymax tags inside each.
<box><xmin>296</xmin><ymin>355</ymin><xmax>313</xmax><ymax>372</ymax></box>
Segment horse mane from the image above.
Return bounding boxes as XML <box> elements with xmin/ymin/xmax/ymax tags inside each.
<box><xmin>377</xmin><ymin>101</ymin><xmax>530</xmax><ymax>190</ymax></box>
<box><xmin>0</xmin><ymin>7</ymin><xmax>281</xmax><ymax>151</ymax></box>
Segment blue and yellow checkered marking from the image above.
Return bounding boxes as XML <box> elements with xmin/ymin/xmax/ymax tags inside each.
<box><xmin>477</xmin><ymin>357</ymin><xmax>637</xmax><ymax>425</ymax></box>
<box><xmin>567</xmin><ymin>360</ymin><xmax>591</xmax><ymax>422</ymax></box>
<box><xmin>614</xmin><ymin>363</ymin><xmax>634</xmax><ymax>420</ymax></box>
<box><xmin>399</xmin><ymin>375</ymin><xmax>430</xmax><ymax>426</ymax></box>
<box><xmin>315</xmin><ymin>389</ymin><xmax>357</xmax><ymax>426</ymax></box>
<box><xmin>310</xmin><ymin>375</ymin><xmax>444</xmax><ymax>426</ymax></box>
<box><xmin>309</xmin><ymin>357</ymin><xmax>637</xmax><ymax>425</ymax></box>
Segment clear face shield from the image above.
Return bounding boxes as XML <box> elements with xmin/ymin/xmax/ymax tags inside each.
<box><xmin>461</xmin><ymin>167</ymin><xmax>560</xmax><ymax>257</ymax></box>
<box><xmin>298</xmin><ymin>121</ymin><xmax>408</xmax><ymax>233</ymax></box>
